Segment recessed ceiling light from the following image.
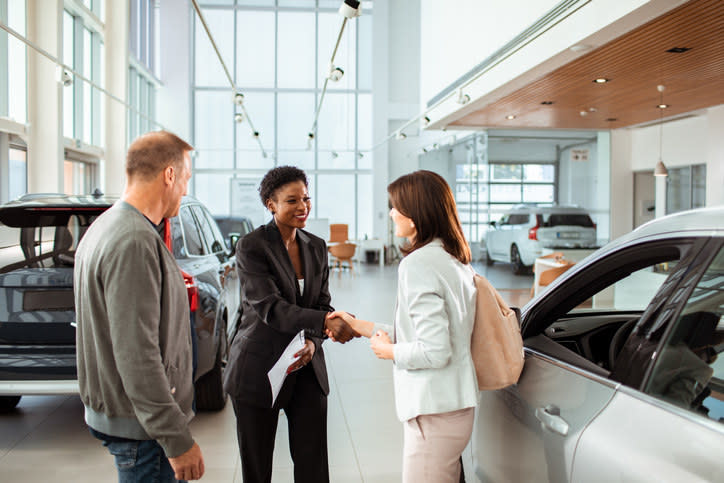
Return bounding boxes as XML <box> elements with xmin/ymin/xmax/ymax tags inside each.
<box><xmin>506</xmin><ymin>115</ymin><xmax>516</xmax><ymax>120</ymax></box>
<box><xmin>588</xmin><ymin>107</ymin><xmax>597</xmax><ymax>112</ymax></box>
<box><xmin>666</xmin><ymin>47</ymin><xmax>690</xmax><ymax>53</ymax></box>
<box><xmin>579</xmin><ymin>110</ymin><xmax>588</xmax><ymax>117</ymax></box>
<box><xmin>593</xmin><ymin>78</ymin><xmax>610</xmax><ymax>84</ymax></box>
<box><xmin>657</xmin><ymin>104</ymin><xmax>670</xmax><ymax>109</ymax></box>
<box><xmin>541</xmin><ymin>101</ymin><xmax>554</xmax><ymax>105</ymax></box>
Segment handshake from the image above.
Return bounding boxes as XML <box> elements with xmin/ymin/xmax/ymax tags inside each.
<box><xmin>323</xmin><ymin>311</ymin><xmax>360</xmax><ymax>343</ymax></box>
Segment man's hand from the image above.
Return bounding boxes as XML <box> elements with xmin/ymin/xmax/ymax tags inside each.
<box><xmin>324</xmin><ymin>312</ymin><xmax>360</xmax><ymax>343</ymax></box>
<box><xmin>168</xmin><ymin>442</ymin><xmax>205</xmax><ymax>481</ymax></box>
<box><xmin>371</xmin><ymin>330</ymin><xmax>394</xmax><ymax>360</ymax></box>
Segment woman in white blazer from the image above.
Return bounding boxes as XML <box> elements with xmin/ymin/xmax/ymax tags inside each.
<box><xmin>332</xmin><ymin>170</ymin><xmax>478</xmax><ymax>483</ymax></box>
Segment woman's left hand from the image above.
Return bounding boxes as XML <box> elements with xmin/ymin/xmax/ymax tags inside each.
<box><xmin>370</xmin><ymin>331</ymin><xmax>394</xmax><ymax>360</ymax></box>
<box><xmin>288</xmin><ymin>339</ymin><xmax>316</xmax><ymax>374</ymax></box>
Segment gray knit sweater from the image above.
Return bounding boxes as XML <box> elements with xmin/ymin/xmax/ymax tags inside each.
<box><xmin>74</xmin><ymin>201</ymin><xmax>195</xmax><ymax>458</ymax></box>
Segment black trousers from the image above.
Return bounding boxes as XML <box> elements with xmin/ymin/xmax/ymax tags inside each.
<box><xmin>231</xmin><ymin>364</ymin><xmax>329</xmax><ymax>483</ymax></box>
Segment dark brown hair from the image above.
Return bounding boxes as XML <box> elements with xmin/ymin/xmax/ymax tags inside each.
<box><xmin>388</xmin><ymin>170</ymin><xmax>471</xmax><ymax>264</ymax></box>
<box><xmin>126</xmin><ymin>131</ymin><xmax>193</xmax><ymax>181</ymax></box>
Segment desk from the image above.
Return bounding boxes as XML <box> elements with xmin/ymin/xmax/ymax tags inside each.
<box><xmin>353</xmin><ymin>238</ymin><xmax>385</xmax><ymax>267</ymax></box>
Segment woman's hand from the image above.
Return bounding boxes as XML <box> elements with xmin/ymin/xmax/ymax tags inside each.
<box><xmin>326</xmin><ymin>311</ymin><xmax>375</xmax><ymax>340</ymax></box>
<box><xmin>370</xmin><ymin>330</ymin><xmax>394</xmax><ymax>360</ymax></box>
<box><xmin>287</xmin><ymin>339</ymin><xmax>315</xmax><ymax>374</ymax></box>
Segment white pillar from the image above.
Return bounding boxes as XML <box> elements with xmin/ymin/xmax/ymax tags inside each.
<box><xmin>26</xmin><ymin>0</ymin><xmax>63</xmax><ymax>193</ymax></box>
<box><xmin>371</xmin><ymin>0</ymin><xmax>390</xmax><ymax>241</ymax></box>
<box><xmin>158</xmin><ymin>0</ymin><xmax>191</xmax><ymax>141</ymax></box>
<box><xmin>104</xmin><ymin>0</ymin><xmax>129</xmax><ymax>196</ymax></box>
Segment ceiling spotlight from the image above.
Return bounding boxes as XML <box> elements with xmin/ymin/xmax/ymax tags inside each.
<box><xmin>395</xmin><ymin>131</ymin><xmax>407</xmax><ymax>140</ymax></box>
<box><xmin>579</xmin><ymin>110</ymin><xmax>588</xmax><ymax>117</ymax></box>
<box><xmin>338</xmin><ymin>0</ymin><xmax>362</xmax><ymax>19</ymax></box>
<box><xmin>593</xmin><ymin>78</ymin><xmax>610</xmax><ymax>84</ymax></box>
<box><xmin>541</xmin><ymin>101</ymin><xmax>554</xmax><ymax>105</ymax></box>
<box><xmin>357</xmin><ymin>152</ymin><xmax>364</xmax><ymax>159</ymax></box>
<box><xmin>234</xmin><ymin>112</ymin><xmax>244</xmax><ymax>123</ymax></box>
<box><xmin>657</xmin><ymin>103</ymin><xmax>669</xmax><ymax>109</ymax></box>
<box><xmin>308</xmin><ymin>132</ymin><xmax>315</xmax><ymax>139</ymax></box>
<box><xmin>328</xmin><ymin>64</ymin><xmax>345</xmax><ymax>82</ymax></box>
<box><xmin>234</xmin><ymin>92</ymin><xmax>245</xmax><ymax>105</ymax></box>
<box><xmin>61</xmin><ymin>69</ymin><xmax>73</xmax><ymax>87</ymax></box>
<box><xmin>506</xmin><ymin>115</ymin><xmax>516</xmax><ymax>120</ymax></box>
<box><xmin>666</xmin><ymin>47</ymin><xmax>690</xmax><ymax>53</ymax></box>
<box><xmin>456</xmin><ymin>88</ymin><xmax>470</xmax><ymax>105</ymax></box>
<box><xmin>306</xmin><ymin>132</ymin><xmax>314</xmax><ymax>150</ymax></box>
<box><xmin>422</xmin><ymin>116</ymin><xmax>431</xmax><ymax>126</ymax></box>
<box><xmin>331</xmin><ymin>151</ymin><xmax>339</xmax><ymax>159</ymax></box>
<box><xmin>252</xmin><ymin>131</ymin><xmax>260</xmax><ymax>138</ymax></box>
<box><xmin>588</xmin><ymin>107</ymin><xmax>597</xmax><ymax>112</ymax></box>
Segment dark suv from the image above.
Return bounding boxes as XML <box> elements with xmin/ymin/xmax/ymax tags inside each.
<box><xmin>0</xmin><ymin>194</ymin><xmax>239</xmax><ymax>412</ymax></box>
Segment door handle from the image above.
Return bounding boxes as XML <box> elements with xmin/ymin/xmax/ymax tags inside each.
<box><xmin>535</xmin><ymin>405</ymin><xmax>569</xmax><ymax>436</ymax></box>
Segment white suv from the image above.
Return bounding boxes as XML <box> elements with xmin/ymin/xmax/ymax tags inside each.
<box><xmin>484</xmin><ymin>204</ymin><xmax>597</xmax><ymax>274</ymax></box>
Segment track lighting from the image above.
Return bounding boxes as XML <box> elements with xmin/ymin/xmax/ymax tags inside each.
<box><xmin>252</xmin><ymin>131</ymin><xmax>259</xmax><ymax>138</ymax></box>
<box><xmin>61</xmin><ymin>69</ymin><xmax>73</xmax><ymax>87</ymax></box>
<box><xmin>338</xmin><ymin>0</ymin><xmax>362</xmax><ymax>19</ymax></box>
<box><xmin>328</xmin><ymin>63</ymin><xmax>344</xmax><ymax>82</ymax></box>
<box><xmin>422</xmin><ymin>116</ymin><xmax>431</xmax><ymax>127</ymax></box>
<box><xmin>234</xmin><ymin>92</ymin><xmax>244</xmax><ymax>106</ymax></box>
<box><xmin>456</xmin><ymin>88</ymin><xmax>470</xmax><ymax>105</ymax></box>
<box><xmin>395</xmin><ymin>131</ymin><xmax>407</xmax><ymax>140</ymax></box>
<box><xmin>234</xmin><ymin>112</ymin><xmax>244</xmax><ymax>123</ymax></box>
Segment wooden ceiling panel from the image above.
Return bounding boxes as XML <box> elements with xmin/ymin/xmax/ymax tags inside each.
<box><xmin>452</xmin><ymin>0</ymin><xmax>724</xmax><ymax>130</ymax></box>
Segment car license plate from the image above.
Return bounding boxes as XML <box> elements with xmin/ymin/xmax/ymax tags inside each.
<box><xmin>557</xmin><ymin>232</ymin><xmax>580</xmax><ymax>239</ymax></box>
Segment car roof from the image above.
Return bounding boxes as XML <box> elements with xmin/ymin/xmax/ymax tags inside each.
<box><xmin>506</xmin><ymin>204</ymin><xmax>590</xmax><ymax>215</ymax></box>
<box><xmin>0</xmin><ymin>193</ymin><xmax>203</xmax><ymax>228</ymax></box>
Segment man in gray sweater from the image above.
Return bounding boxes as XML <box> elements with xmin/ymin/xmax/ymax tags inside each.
<box><xmin>74</xmin><ymin>131</ymin><xmax>204</xmax><ymax>482</ymax></box>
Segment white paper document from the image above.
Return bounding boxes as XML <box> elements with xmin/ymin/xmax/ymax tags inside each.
<box><xmin>267</xmin><ymin>329</ymin><xmax>305</xmax><ymax>406</ymax></box>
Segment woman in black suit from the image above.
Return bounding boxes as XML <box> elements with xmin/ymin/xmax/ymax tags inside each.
<box><xmin>223</xmin><ymin>166</ymin><xmax>358</xmax><ymax>483</ymax></box>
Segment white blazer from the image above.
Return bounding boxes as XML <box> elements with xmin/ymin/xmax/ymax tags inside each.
<box><xmin>374</xmin><ymin>239</ymin><xmax>478</xmax><ymax>422</ymax></box>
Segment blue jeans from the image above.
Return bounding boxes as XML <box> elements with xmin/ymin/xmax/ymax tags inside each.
<box><xmin>89</xmin><ymin>428</ymin><xmax>186</xmax><ymax>483</ymax></box>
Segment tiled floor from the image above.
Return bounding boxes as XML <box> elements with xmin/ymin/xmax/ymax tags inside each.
<box><xmin>0</xmin><ymin>261</ymin><xmax>532</xmax><ymax>482</ymax></box>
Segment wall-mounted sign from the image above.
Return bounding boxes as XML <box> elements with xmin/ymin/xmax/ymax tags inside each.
<box><xmin>570</xmin><ymin>148</ymin><xmax>590</xmax><ymax>162</ymax></box>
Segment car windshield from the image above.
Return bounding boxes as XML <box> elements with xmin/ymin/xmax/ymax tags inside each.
<box><xmin>541</xmin><ymin>213</ymin><xmax>594</xmax><ymax>227</ymax></box>
<box><xmin>0</xmin><ymin>213</ymin><xmax>98</xmax><ymax>272</ymax></box>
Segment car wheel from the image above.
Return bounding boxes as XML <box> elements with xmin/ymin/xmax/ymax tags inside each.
<box><xmin>194</xmin><ymin>323</ymin><xmax>228</xmax><ymax>412</ymax></box>
<box><xmin>485</xmin><ymin>248</ymin><xmax>494</xmax><ymax>266</ymax></box>
<box><xmin>510</xmin><ymin>244</ymin><xmax>529</xmax><ymax>275</ymax></box>
<box><xmin>0</xmin><ymin>396</ymin><xmax>21</xmax><ymax>413</ymax></box>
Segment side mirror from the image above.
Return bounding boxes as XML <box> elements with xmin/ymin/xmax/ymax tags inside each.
<box><xmin>229</xmin><ymin>232</ymin><xmax>241</xmax><ymax>256</ymax></box>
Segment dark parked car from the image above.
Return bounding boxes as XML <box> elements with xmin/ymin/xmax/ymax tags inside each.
<box><xmin>213</xmin><ymin>216</ymin><xmax>254</xmax><ymax>250</ymax></box>
<box><xmin>463</xmin><ymin>206</ymin><xmax>724</xmax><ymax>481</ymax></box>
<box><xmin>0</xmin><ymin>194</ymin><xmax>240</xmax><ymax>412</ymax></box>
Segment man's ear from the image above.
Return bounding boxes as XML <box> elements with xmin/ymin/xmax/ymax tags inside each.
<box><xmin>163</xmin><ymin>165</ymin><xmax>175</xmax><ymax>186</ymax></box>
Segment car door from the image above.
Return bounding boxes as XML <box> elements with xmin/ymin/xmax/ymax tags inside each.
<box><xmin>571</xmin><ymin>240</ymin><xmax>724</xmax><ymax>481</ymax></box>
<box><xmin>466</xmin><ymin>237</ymin><xmax>702</xmax><ymax>482</ymax></box>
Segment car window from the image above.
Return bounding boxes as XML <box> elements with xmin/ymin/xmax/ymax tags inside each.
<box><xmin>508</xmin><ymin>214</ymin><xmax>530</xmax><ymax>225</ymax></box>
<box><xmin>192</xmin><ymin>205</ymin><xmax>225</xmax><ymax>254</ymax></box>
<box><xmin>645</xmin><ymin>245</ymin><xmax>724</xmax><ymax>423</ymax></box>
<box><xmin>542</xmin><ymin>213</ymin><xmax>594</xmax><ymax>227</ymax></box>
<box><xmin>179</xmin><ymin>206</ymin><xmax>205</xmax><ymax>256</ymax></box>
<box><xmin>572</xmin><ymin>261</ymin><xmax>678</xmax><ymax>312</ymax></box>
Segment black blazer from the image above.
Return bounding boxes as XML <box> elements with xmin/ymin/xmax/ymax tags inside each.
<box><xmin>223</xmin><ymin>220</ymin><xmax>333</xmax><ymax>407</ymax></box>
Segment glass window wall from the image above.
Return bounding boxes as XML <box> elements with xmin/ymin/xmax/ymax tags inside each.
<box><xmin>192</xmin><ymin>2</ymin><xmax>373</xmax><ymax>239</ymax></box>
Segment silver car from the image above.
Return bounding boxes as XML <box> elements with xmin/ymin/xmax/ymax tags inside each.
<box><xmin>464</xmin><ymin>206</ymin><xmax>724</xmax><ymax>481</ymax></box>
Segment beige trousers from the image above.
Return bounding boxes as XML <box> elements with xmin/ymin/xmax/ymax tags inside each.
<box><xmin>402</xmin><ymin>407</ymin><xmax>475</xmax><ymax>483</ymax></box>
